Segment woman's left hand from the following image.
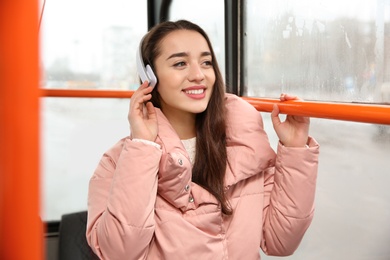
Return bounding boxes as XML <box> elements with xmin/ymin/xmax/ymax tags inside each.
<box><xmin>271</xmin><ymin>93</ymin><xmax>310</xmax><ymax>147</ymax></box>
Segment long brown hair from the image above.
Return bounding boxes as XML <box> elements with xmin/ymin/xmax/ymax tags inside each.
<box><xmin>141</xmin><ymin>20</ymin><xmax>231</xmax><ymax>215</ymax></box>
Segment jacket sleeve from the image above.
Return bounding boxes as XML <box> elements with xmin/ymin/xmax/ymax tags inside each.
<box><xmin>86</xmin><ymin>137</ymin><xmax>162</xmax><ymax>260</ymax></box>
<box><xmin>261</xmin><ymin>137</ymin><xmax>319</xmax><ymax>256</ymax></box>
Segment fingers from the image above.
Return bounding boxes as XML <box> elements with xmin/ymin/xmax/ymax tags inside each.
<box><xmin>280</xmin><ymin>93</ymin><xmax>301</xmax><ymax>101</ymax></box>
<box><xmin>129</xmin><ymin>81</ymin><xmax>155</xmax><ymax>122</ymax></box>
<box><xmin>135</xmin><ymin>81</ymin><xmax>153</xmax><ymax>101</ymax></box>
<box><xmin>131</xmin><ymin>82</ymin><xmax>153</xmax><ymax>108</ymax></box>
<box><xmin>271</xmin><ymin>103</ymin><xmax>282</xmax><ymax>127</ymax></box>
<box><xmin>145</xmin><ymin>101</ymin><xmax>157</xmax><ymax>119</ymax></box>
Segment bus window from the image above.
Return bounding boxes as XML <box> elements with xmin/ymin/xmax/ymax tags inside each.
<box><xmin>244</xmin><ymin>0</ymin><xmax>389</xmax><ymax>103</ymax></box>
<box><xmin>245</xmin><ymin>0</ymin><xmax>390</xmax><ymax>259</ymax></box>
<box><xmin>41</xmin><ymin>97</ymin><xmax>129</xmax><ymax>220</ymax></box>
<box><xmin>41</xmin><ymin>0</ymin><xmax>147</xmax><ymax>91</ymax></box>
<box><xmin>169</xmin><ymin>0</ymin><xmax>225</xmax><ymax>80</ymax></box>
<box><xmin>40</xmin><ymin>0</ymin><xmax>147</xmax><ymax>221</ymax></box>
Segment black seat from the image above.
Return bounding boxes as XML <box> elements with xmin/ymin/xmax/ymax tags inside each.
<box><xmin>58</xmin><ymin>211</ymin><xmax>99</xmax><ymax>260</ymax></box>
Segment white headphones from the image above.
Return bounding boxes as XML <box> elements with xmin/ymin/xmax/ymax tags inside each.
<box><xmin>136</xmin><ymin>36</ymin><xmax>157</xmax><ymax>88</ymax></box>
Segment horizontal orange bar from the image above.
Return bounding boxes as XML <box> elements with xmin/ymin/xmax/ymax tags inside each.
<box><xmin>40</xmin><ymin>89</ymin><xmax>390</xmax><ymax>125</ymax></box>
<box><xmin>40</xmin><ymin>88</ymin><xmax>134</xmax><ymax>98</ymax></box>
<box><xmin>242</xmin><ymin>97</ymin><xmax>390</xmax><ymax>125</ymax></box>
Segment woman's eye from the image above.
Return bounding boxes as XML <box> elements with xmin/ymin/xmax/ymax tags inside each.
<box><xmin>203</xmin><ymin>60</ymin><xmax>213</xmax><ymax>66</ymax></box>
<box><xmin>174</xmin><ymin>61</ymin><xmax>186</xmax><ymax>67</ymax></box>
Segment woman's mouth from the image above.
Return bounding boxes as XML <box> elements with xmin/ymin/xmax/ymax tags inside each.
<box><xmin>183</xmin><ymin>87</ymin><xmax>206</xmax><ymax>99</ymax></box>
<box><xmin>185</xmin><ymin>89</ymin><xmax>204</xmax><ymax>95</ymax></box>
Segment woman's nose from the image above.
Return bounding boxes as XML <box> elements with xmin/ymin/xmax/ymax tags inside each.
<box><xmin>188</xmin><ymin>64</ymin><xmax>205</xmax><ymax>82</ymax></box>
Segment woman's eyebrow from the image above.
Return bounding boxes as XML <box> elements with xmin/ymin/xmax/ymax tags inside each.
<box><xmin>166</xmin><ymin>51</ymin><xmax>211</xmax><ymax>60</ymax></box>
<box><xmin>200</xmin><ymin>51</ymin><xmax>212</xmax><ymax>57</ymax></box>
<box><xmin>166</xmin><ymin>52</ymin><xmax>188</xmax><ymax>60</ymax></box>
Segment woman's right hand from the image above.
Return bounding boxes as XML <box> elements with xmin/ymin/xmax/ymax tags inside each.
<box><xmin>128</xmin><ymin>81</ymin><xmax>158</xmax><ymax>142</ymax></box>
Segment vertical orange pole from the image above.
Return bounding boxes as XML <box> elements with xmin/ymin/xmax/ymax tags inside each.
<box><xmin>0</xmin><ymin>0</ymin><xmax>43</xmax><ymax>259</ymax></box>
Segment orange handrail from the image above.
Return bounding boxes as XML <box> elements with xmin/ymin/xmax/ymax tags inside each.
<box><xmin>41</xmin><ymin>88</ymin><xmax>390</xmax><ymax>125</ymax></box>
<box><xmin>41</xmin><ymin>88</ymin><xmax>134</xmax><ymax>98</ymax></box>
<box><xmin>0</xmin><ymin>0</ymin><xmax>43</xmax><ymax>259</ymax></box>
<box><xmin>243</xmin><ymin>97</ymin><xmax>390</xmax><ymax>125</ymax></box>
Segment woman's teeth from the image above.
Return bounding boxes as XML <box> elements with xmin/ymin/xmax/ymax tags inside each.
<box><xmin>185</xmin><ymin>89</ymin><xmax>204</xmax><ymax>94</ymax></box>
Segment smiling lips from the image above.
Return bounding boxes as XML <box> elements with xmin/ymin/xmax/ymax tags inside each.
<box><xmin>183</xmin><ymin>87</ymin><xmax>206</xmax><ymax>99</ymax></box>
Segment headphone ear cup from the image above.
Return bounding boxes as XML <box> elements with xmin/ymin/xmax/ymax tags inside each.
<box><xmin>136</xmin><ymin>37</ymin><xmax>158</xmax><ymax>88</ymax></box>
<box><xmin>145</xmin><ymin>65</ymin><xmax>157</xmax><ymax>88</ymax></box>
<box><xmin>136</xmin><ymin>47</ymin><xmax>149</xmax><ymax>84</ymax></box>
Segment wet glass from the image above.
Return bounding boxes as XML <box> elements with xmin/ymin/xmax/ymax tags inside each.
<box><xmin>245</xmin><ymin>0</ymin><xmax>390</xmax><ymax>103</ymax></box>
<box><xmin>40</xmin><ymin>0</ymin><xmax>147</xmax><ymax>220</ymax></box>
<box><xmin>41</xmin><ymin>98</ymin><xmax>129</xmax><ymax>220</ymax></box>
<box><xmin>40</xmin><ymin>0</ymin><xmax>147</xmax><ymax>90</ymax></box>
<box><xmin>245</xmin><ymin>1</ymin><xmax>390</xmax><ymax>259</ymax></box>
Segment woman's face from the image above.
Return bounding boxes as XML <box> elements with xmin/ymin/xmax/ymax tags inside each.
<box><xmin>154</xmin><ymin>30</ymin><xmax>216</xmax><ymax>119</ymax></box>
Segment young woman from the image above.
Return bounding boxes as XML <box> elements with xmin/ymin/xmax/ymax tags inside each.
<box><xmin>86</xmin><ymin>20</ymin><xmax>319</xmax><ymax>260</ymax></box>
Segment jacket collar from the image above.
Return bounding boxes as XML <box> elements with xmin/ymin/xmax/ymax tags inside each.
<box><xmin>223</xmin><ymin>94</ymin><xmax>276</xmax><ymax>187</ymax></box>
<box><xmin>153</xmin><ymin>94</ymin><xmax>275</xmax><ymax>209</ymax></box>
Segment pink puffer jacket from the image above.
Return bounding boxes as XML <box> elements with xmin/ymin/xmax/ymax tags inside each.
<box><xmin>86</xmin><ymin>93</ymin><xmax>319</xmax><ymax>260</ymax></box>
